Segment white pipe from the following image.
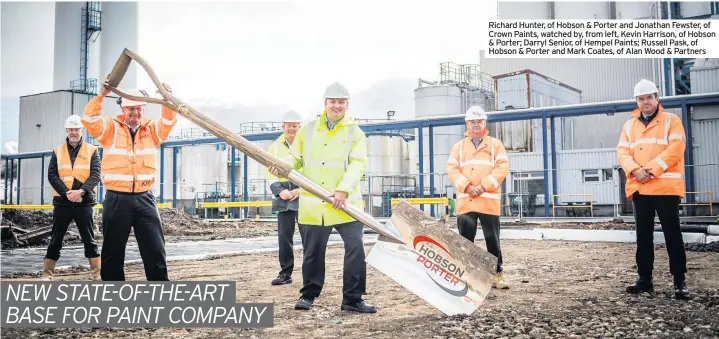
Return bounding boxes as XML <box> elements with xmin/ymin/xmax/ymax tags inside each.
<box><xmin>658</xmin><ymin>1</ymin><xmax>666</xmax><ymax>96</ymax></box>
<box><xmin>668</xmin><ymin>2</ymin><xmax>675</xmax><ymax>96</ymax></box>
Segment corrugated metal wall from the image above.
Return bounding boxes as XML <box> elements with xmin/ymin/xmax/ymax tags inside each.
<box><xmin>691</xmin><ymin>107</ymin><xmax>719</xmax><ymax>204</ymax></box>
<box><xmin>691</xmin><ymin>64</ymin><xmax>719</xmax><ymax>94</ymax></box>
<box><xmin>484</xmin><ymin>1</ymin><xmax>663</xmax><ymax>150</ymax></box>
<box><xmin>506</xmin><ymin>149</ymin><xmax>620</xmax><ymax>205</ymax></box>
<box><xmin>689</xmin><ymin>63</ymin><xmax>719</xmax><ymax>204</ymax></box>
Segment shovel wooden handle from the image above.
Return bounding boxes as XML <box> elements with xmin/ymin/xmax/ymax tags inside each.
<box><xmin>104</xmin><ymin>48</ymin><xmax>405</xmax><ymax>244</ymax></box>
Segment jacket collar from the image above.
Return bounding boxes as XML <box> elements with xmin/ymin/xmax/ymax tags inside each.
<box><xmin>318</xmin><ymin>110</ymin><xmax>357</xmax><ymax>129</ymax></box>
<box><xmin>65</xmin><ymin>137</ymin><xmax>83</xmax><ymax>149</ymax></box>
<box><xmin>113</xmin><ymin>114</ymin><xmax>151</xmax><ymax>129</ymax></box>
<box><xmin>463</xmin><ymin>128</ymin><xmax>489</xmax><ymax>139</ymax></box>
<box><xmin>631</xmin><ymin>104</ymin><xmax>665</xmax><ymax>119</ymax></box>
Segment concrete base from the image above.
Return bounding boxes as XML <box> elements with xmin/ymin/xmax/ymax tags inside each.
<box><xmin>706</xmin><ymin>235</ymin><xmax>719</xmax><ymax>243</ymax></box>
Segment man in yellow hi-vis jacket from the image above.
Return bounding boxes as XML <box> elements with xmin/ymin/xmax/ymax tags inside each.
<box><xmin>269</xmin><ymin>82</ymin><xmax>375</xmax><ymax>313</ymax></box>
<box><xmin>265</xmin><ymin>111</ymin><xmax>305</xmax><ymax>286</ymax></box>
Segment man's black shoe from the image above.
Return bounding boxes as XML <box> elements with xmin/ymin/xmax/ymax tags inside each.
<box><xmin>341</xmin><ymin>299</ymin><xmax>377</xmax><ymax>313</ymax></box>
<box><xmin>294</xmin><ymin>297</ymin><xmax>314</xmax><ymax>310</ymax></box>
<box><xmin>271</xmin><ymin>273</ymin><xmax>292</xmax><ymax>286</ymax></box>
<box><xmin>626</xmin><ymin>277</ymin><xmax>654</xmax><ymax>294</ymax></box>
<box><xmin>674</xmin><ymin>279</ymin><xmax>691</xmax><ymax>300</ymax></box>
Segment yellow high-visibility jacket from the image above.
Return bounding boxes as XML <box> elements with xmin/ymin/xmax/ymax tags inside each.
<box><xmin>82</xmin><ymin>95</ymin><xmax>178</xmax><ymax>193</ymax></box>
<box><xmin>290</xmin><ymin>111</ymin><xmax>367</xmax><ymax>226</ymax></box>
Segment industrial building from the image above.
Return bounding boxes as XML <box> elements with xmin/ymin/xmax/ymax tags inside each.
<box><xmin>2</xmin><ymin>1</ymin><xmax>719</xmax><ymax>221</ymax></box>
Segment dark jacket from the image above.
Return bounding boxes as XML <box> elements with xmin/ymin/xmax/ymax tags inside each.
<box><xmin>47</xmin><ymin>138</ymin><xmax>102</xmax><ymax>206</ymax></box>
<box><xmin>270</xmin><ymin>181</ymin><xmax>299</xmax><ymax>213</ymax></box>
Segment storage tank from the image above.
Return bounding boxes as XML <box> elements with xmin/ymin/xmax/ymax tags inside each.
<box><xmin>243</xmin><ymin>140</ymin><xmax>274</xmax><ymax>200</ymax></box>
<box><xmin>363</xmin><ymin>135</ymin><xmax>413</xmax><ymax>195</ymax></box>
<box><xmin>178</xmin><ymin>144</ymin><xmax>229</xmax><ymax>201</ymax></box>
<box><xmin>415</xmin><ymin>85</ymin><xmax>493</xmax><ymax>196</ymax></box>
<box><xmin>492</xmin><ymin>70</ymin><xmax>582</xmax><ymax>153</ymax></box>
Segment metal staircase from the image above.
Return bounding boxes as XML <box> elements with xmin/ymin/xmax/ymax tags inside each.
<box><xmin>71</xmin><ymin>2</ymin><xmax>102</xmax><ymax>95</ymax></box>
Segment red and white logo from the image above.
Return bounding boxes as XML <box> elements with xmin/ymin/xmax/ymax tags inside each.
<box><xmin>413</xmin><ymin>236</ymin><xmax>469</xmax><ymax>297</ymax></box>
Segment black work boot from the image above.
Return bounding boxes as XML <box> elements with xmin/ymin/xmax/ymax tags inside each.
<box><xmin>271</xmin><ymin>273</ymin><xmax>292</xmax><ymax>285</ymax></box>
<box><xmin>294</xmin><ymin>296</ymin><xmax>314</xmax><ymax>310</ymax></box>
<box><xmin>341</xmin><ymin>298</ymin><xmax>377</xmax><ymax>314</ymax></box>
<box><xmin>626</xmin><ymin>276</ymin><xmax>654</xmax><ymax>294</ymax></box>
<box><xmin>674</xmin><ymin>278</ymin><xmax>691</xmax><ymax>300</ymax></box>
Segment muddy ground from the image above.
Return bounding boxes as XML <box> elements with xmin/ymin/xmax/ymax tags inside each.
<box><xmin>3</xmin><ymin>240</ymin><xmax>718</xmax><ymax>339</ymax></box>
<box><xmin>2</xmin><ymin>208</ymin><xmax>645</xmax><ymax>250</ymax></box>
<box><xmin>1</xmin><ymin>209</ymin><xmax>278</xmax><ymax>249</ymax></box>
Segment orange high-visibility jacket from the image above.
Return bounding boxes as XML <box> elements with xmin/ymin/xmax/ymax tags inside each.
<box><xmin>446</xmin><ymin>130</ymin><xmax>509</xmax><ymax>216</ymax></box>
<box><xmin>81</xmin><ymin>95</ymin><xmax>178</xmax><ymax>193</ymax></box>
<box><xmin>52</xmin><ymin>142</ymin><xmax>97</xmax><ymax>196</ymax></box>
<box><xmin>616</xmin><ymin>105</ymin><xmax>686</xmax><ymax>200</ymax></box>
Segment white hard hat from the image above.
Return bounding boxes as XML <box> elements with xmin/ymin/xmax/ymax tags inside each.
<box><xmin>633</xmin><ymin>79</ymin><xmax>659</xmax><ymax>97</ymax></box>
<box><xmin>324</xmin><ymin>82</ymin><xmax>350</xmax><ymax>99</ymax></box>
<box><xmin>119</xmin><ymin>89</ymin><xmax>150</xmax><ymax>107</ymax></box>
<box><xmin>64</xmin><ymin>115</ymin><xmax>83</xmax><ymax>129</ymax></box>
<box><xmin>282</xmin><ymin>110</ymin><xmax>302</xmax><ymax>123</ymax></box>
<box><xmin>465</xmin><ymin>106</ymin><xmax>488</xmax><ymax>121</ymax></box>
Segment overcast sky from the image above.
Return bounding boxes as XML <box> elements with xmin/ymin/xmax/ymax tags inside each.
<box><xmin>1</xmin><ymin>1</ymin><xmax>488</xmax><ymax>154</ymax></box>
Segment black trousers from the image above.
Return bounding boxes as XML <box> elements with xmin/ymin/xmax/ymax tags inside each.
<box><xmin>277</xmin><ymin>210</ymin><xmax>303</xmax><ymax>276</ymax></box>
<box><xmin>101</xmin><ymin>190</ymin><xmax>168</xmax><ymax>281</ymax></box>
<box><xmin>45</xmin><ymin>205</ymin><xmax>99</xmax><ymax>260</ymax></box>
<box><xmin>299</xmin><ymin>221</ymin><xmax>366</xmax><ymax>301</ymax></box>
<box><xmin>632</xmin><ymin>193</ymin><xmax>687</xmax><ymax>281</ymax></box>
<box><xmin>457</xmin><ymin>211</ymin><xmax>503</xmax><ymax>273</ymax></box>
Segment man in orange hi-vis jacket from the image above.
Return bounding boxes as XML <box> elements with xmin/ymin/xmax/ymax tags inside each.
<box><xmin>447</xmin><ymin>106</ymin><xmax>510</xmax><ymax>289</ymax></box>
<box><xmin>616</xmin><ymin>79</ymin><xmax>690</xmax><ymax>299</ymax></box>
<box><xmin>81</xmin><ymin>78</ymin><xmax>178</xmax><ymax>281</ymax></box>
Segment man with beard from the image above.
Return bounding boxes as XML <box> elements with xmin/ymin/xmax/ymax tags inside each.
<box><xmin>81</xmin><ymin>78</ymin><xmax>179</xmax><ymax>281</ymax></box>
<box><xmin>43</xmin><ymin>115</ymin><xmax>102</xmax><ymax>280</ymax></box>
<box><xmin>617</xmin><ymin>79</ymin><xmax>690</xmax><ymax>299</ymax></box>
<box><xmin>446</xmin><ymin>106</ymin><xmax>510</xmax><ymax>289</ymax></box>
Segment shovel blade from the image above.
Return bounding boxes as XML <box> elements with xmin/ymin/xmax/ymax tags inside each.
<box><xmin>366</xmin><ymin>201</ymin><xmax>497</xmax><ymax>316</ymax></box>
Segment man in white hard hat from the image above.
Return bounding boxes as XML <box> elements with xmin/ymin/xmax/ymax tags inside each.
<box><xmin>81</xmin><ymin>78</ymin><xmax>179</xmax><ymax>281</ymax></box>
<box><xmin>43</xmin><ymin>115</ymin><xmax>102</xmax><ymax>280</ymax></box>
<box><xmin>617</xmin><ymin>79</ymin><xmax>690</xmax><ymax>299</ymax></box>
<box><xmin>265</xmin><ymin>110</ymin><xmax>305</xmax><ymax>286</ymax></box>
<box><xmin>446</xmin><ymin>106</ymin><xmax>510</xmax><ymax>289</ymax></box>
<box><xmin>268</xmin><ymin>82</ymin><xmax>374</xmax><ymax>313</ymax></box>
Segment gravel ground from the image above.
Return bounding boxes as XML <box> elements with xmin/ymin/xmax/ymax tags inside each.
<box><xmin>2</xmin><ymin>240</ymin><xmax>718</xmax><ymax>339</ymax></box>
<box><xmin>1</xmin><ymin>209</ymin><xmax>278</xmax><ymax>249</ymax></box>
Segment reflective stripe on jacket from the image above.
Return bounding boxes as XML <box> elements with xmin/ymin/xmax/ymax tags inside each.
<box><xmin>291</xmin><ymin>111</ymin><xmax>367</xmax><ymax>226</ymax></box>
<box><xmin>266</xmin><ymin>133</ymin><xmax>300</xmax><ymax>213</ymax></box>
<box><xmin>52</xmin><ymin>142</ymin><xmax>97</xmax><ymax>196</ymax></box>
<box><xmin>446</xmin><ymin>130</ymin><xmax>509</xmax><ymax>216</ymax></box>
<box><xmin>81</xmin><ymin>95</ymin><xmax>178</xmax><ymax>193</ymax></box>
<box><xmin>616</xmin><ymin>105</ymin><xmax>686</xmax><ymax>199</ymax></box>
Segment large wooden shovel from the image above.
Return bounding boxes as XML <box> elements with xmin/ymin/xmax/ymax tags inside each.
<box><xmin>105</xmin><ymin>48</ymin><xmax>498</xmax><ymax>316</ymax></box>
